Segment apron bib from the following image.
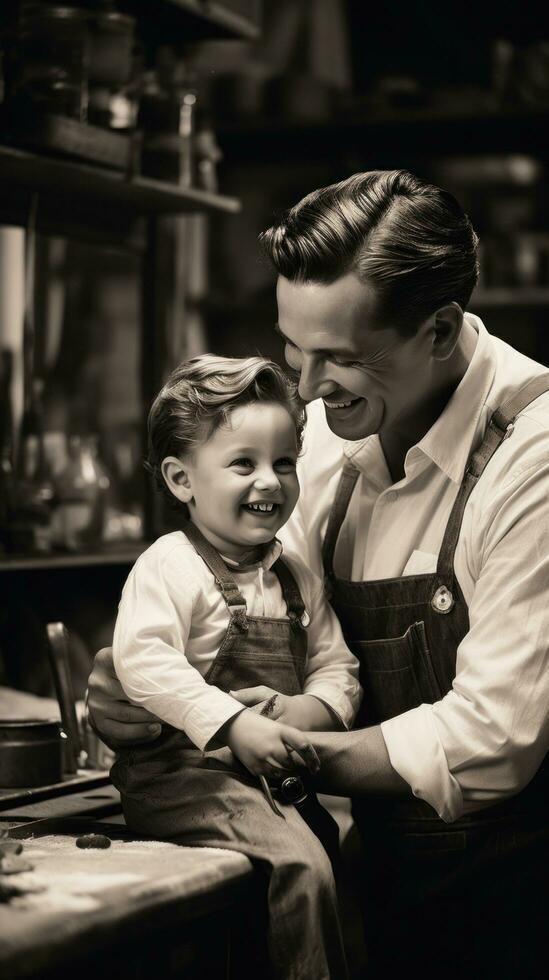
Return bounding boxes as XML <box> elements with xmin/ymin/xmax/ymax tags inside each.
<box><xmin>323</xmin><ymin>374</ymin><xmax>549</xmax><ymax>977</ymax></box>
<box><xmin>134</xmin><ymin>518</ymin><xmax>309</xmax><ymax>763</ymax></box>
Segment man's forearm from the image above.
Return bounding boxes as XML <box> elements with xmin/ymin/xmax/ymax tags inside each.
<box><xmin>310</xmin><ymin>725</ymin><xmax>410</xmax><ymax>797</ymax></box>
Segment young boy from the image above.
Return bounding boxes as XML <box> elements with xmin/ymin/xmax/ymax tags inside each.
<box><xmin>111</xmin><ymin>354</ymin><xmax>361</xmax><ymax>980</ymax></box>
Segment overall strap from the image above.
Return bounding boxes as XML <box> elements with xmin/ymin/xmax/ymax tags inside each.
<box><xmin>180</xmin><ymin>519</ymin><xmax>247</xmax><ymax>620</ymax></box>
<box><xmin>322</xmin><ymin>462</ymin><xmax>360</xmax><ymax>578</ymax></box>
<box><xmin>437</xmin><ymin>373</ymin><xmax>549</xmax><ymax>580</ymax></box>
<box><xmin>272</xmin><ymin>556</ymin><xmax>307</xmax><ymax>623</ymax></box>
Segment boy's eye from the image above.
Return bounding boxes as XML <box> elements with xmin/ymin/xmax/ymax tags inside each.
<box><xmin>230</xmin><ymin>458</ymin><xmax>254</xmax><ymax>470</ymax></box>
<box><xmin>274</xmin><ymin>458</ymin><xmax>297</xmax><ymax>472</ymax></box>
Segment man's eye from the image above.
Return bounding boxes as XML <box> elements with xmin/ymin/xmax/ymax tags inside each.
<box><xmin>331</xmin><ymin>356</ymin><xmax>363</xmax><ymax>369</ymax></box>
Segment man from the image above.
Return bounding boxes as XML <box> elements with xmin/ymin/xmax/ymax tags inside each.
<box><xmin>88</xmin><ymin>171</ymin><xmax>548</xmax><ymax>978</ymax></box>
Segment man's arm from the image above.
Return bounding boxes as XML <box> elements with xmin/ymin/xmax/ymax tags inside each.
<box><xmin>87</xmin><ymin>647</ymin><xmax>161</xmax><ymax>748</ymax></box>
<box><xmin>311</xmin><ymin>725</ymin><xmax>410</xmax><ymax>796</ymax></box>
<box><xmin>226</xmin><ymin>685</ymin><xmax>410</xmax><ymax>794</ymax></box>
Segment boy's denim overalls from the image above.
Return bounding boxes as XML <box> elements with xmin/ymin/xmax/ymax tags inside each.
<box><xmin>322</xmin><ymin>375</ymin><xmax>549</xmax><ymax>979</ymax></box>
<box><xmin>112</xmin><ymin>520</ymin><xmax>348</xmax><ymax>980</ymax></box>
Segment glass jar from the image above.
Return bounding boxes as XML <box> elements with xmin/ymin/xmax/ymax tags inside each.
<box><xmin>16</xmin><ymin>5</ymin><xmax>91</xmax><ymax>121</ymax></box>
<box><xmin>52</xmin><ymin>435</ymin><xmax>110</xmax><ymax>551</ymax></box>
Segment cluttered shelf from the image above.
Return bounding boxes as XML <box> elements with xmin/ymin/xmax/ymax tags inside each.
<box><xmin>0</xmin><ymin>144</ymin><xmax>240</xmax><ymax>218</ymax></box>
<box><xmin>0</xmin><ymin>143</ymin><xmax>240</xmax><ymax>247</ymax></box>
<box><xmin>471</xmin><ymin>288</ymin><xmax>549</xmax><ymax>308</ymax></box>
<box><xmin>0</xmin><ymin>543</ymin><xmax>149</xmax><ymax>573</ymax></box>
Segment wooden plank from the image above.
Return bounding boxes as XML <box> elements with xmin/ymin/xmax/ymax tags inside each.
<box><xmin>0</xmin><ymin>545</ymin><xmax>148</xmax><ymax>573</ymax></box>
<box><xmin>0</xmin><ymin>828</ymin><xmax>253</xmax><ymax>980</ymax></box>
<box><xmin>0</xmin><ymin>772</ymin><xmax>111</xmax><ymax>812</ymax></box>
<box><xmin>0</xmin><ymin>145</ymin><xmax>241</xmax><ymax>219</ymax></box>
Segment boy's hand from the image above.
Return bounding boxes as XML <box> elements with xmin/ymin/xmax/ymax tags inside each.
<box><xmin>223</xmin><ymin>709</ymin><xmax>320</xmax><ymax>778</ymax></box>
<box><xmin>230</xmin><ymin>687</ymin><xmax>338</xmax><ymax>731</ymax></box>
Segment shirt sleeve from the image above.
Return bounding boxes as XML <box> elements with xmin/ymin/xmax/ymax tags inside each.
<box><xmin>293</xmin><ymin>566</ymin><xmax>362</xmax><ymax>729</ymax></box>
<box><xmin>113</xmin><ymin>546</ymin><xmax>243</xmax><ymax>751</ymax></box>
<box><xmin>381</xmin><ymin>452</ymin><xmax>549</xmax><ymax>822</ymax></box>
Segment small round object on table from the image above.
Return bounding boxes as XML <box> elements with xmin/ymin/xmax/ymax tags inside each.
<box><xmin>75</xmin><ymin>833</ymin><xmax>112</xmax><ymax>850</ymax></box>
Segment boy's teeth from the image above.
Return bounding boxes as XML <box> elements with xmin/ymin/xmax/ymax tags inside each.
<box><xmin>247</xmin><ymin>502</ymin><xmax>275</xmax><ymax>512</ymax></box>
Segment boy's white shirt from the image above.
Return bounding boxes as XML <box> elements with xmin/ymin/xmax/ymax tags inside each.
<box><xmin>279</xmin><ymin>313</ymin><xmax>549</xmax><ymax>822</ymax></box>
<box><xmin>113</xmin><ymin>533</ymin><xmax>362</xmax><ymax>752</ymax></box>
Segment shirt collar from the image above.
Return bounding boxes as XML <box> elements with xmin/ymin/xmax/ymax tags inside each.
<box><xmin>222</xmin><ymin>537</ymin><xmax>283</xmax><ymax>572</ymax></box>
<box><xmin>343</xmin><ymin>313</ymin><xmax>497</xmax><ymax>486</ymax></box>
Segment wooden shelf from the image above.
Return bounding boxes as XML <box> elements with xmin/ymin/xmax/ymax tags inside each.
<box><xmin>122</xmin><ymin>0</ymin><xmax>261</xmax><ymax>42</ymax></box>
<box><xmin>471</xmin><ymin>288</ymin><xmax>549</xmax><ymax>308</ymax></box>
<box><xmin>0</xmin><ymin>144</ymin><xmax>240</xmax><ymax>247</ymax></box>
<box><xmin>0</xmin><ymin>144</ymin><xmax>240</xmax><ymax>216</ymax></box>
<box><xmin>0</xmin><ymin>543</ymin><xmax>149</xmax><ymax>573</ymax></box>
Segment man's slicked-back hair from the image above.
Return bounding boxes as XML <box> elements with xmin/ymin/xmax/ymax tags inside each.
<box><xmin>260</xmin><ymin>170</ymin><xmax>479</xmax><ymax>335</ymax></box>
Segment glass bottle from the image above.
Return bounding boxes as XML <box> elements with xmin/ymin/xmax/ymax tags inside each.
<box><xmin>53</xmin><ymin>435</ymin><xmax>111</xmax><ymax>551</ymax></box>
<box><xmin>13</xmin><ymin>377</ymin><xmax>54</xmax><ymax>554</ymax></box>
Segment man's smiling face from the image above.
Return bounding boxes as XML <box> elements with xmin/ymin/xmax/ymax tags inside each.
<box><xmin>276</xmin><ymin>272</ymin><xmax>436</xmax><ymax>443</ymax></box>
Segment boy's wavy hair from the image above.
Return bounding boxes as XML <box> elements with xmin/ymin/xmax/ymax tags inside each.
<box><xmin>146</xmin><ymin>353</ymin><xmax>305</xmax><ymax>509</ymax></box>
<box><xmin>260</xmin><ymin>169</ymin><xmax>479</xmax><ymax>335</ymax></box>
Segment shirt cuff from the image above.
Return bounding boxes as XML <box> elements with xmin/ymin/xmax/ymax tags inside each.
<box><xmin>166</xmin><ymin>690</ymin><xmax>244</xmax><ymax>752</ymax></box>
<box><xmin>381</xmin><ymin>704</ymin><xmax>463</xmax><ymax>822</ymax></box>
<box><xmin>302</xmin><ymin>682</ymin><xmax>358</xmax><ymax>730</ymax></box>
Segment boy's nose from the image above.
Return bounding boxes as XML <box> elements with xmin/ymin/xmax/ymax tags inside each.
<box><xmin>255</xmin><ymin>468</ymin><xmax>281</xmax><ymax>492</ymax></box>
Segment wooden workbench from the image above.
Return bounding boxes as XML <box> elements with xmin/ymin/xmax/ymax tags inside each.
<box><xmin>0</xmin><ymin>782</ymin><xmax>258</xmax><ymax>980</ymax></box>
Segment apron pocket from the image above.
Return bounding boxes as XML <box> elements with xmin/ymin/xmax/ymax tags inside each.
<box><xmin>351</xmin><ymin>621</ymin><xmax>442</xmax><ymax>723</ymax></box>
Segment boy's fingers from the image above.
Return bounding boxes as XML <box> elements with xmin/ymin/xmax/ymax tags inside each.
<box><xmin>280</xmin><ymin>728</ymin><xmax>320</xmax><ymax>774</ymax></box>
<box><xmin>229</xmin><ymin>686</ymin><xmax>276</xmax><ymax>706</ymax></box>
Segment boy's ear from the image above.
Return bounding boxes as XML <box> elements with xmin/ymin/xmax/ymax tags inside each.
<box><xmin>161</xmin><ymin>456</ymin><xmax>193</xmax><ymax>504</ymax></box>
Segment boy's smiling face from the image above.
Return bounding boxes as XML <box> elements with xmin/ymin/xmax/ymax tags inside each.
<box><xmin>165</xmin><ymin>402</ymin><xmax>300</xmax><ymax>561</ymax></box>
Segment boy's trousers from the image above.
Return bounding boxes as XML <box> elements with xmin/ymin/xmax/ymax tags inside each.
<box><xmin>113</xmin><ymin>744</ymin><xmax>349</xmax><ymax>980</ymax></box>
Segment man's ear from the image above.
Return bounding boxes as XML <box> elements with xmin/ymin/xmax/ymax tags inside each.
<box><xmin>161</xmin><ymin>456</ymin><xmax>194</xmax><ymax>504</ymax></box>
<box><xmin>432</xmin><ymin>302</ymin><xmax>464</xmax><ymax>361</ymax></box>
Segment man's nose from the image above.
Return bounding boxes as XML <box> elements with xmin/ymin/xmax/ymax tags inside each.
<box><xmin>298</xmin><ymin>355</ymin><xmax>333</xmax><ymax>402</ymax></box>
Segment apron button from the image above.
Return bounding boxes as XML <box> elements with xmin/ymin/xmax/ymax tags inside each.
<box><xmin>431</xmin><ymin>585</ymin><xmax>454</xmax><ymax>614</ymax></box>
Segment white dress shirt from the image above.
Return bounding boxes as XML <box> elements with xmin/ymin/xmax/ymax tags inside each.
<box><xmin>113</xmin><ymin>534</ymin><xmax>361</xmax><ymax>752</ymax></box>
<box><xmin>279</xmin><ymin>314</ymin><xmax>549</xmax><ymax>822</ymax></box>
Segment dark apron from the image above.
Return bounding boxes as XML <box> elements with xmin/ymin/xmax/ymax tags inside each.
<box><xmin>114</xmin><ymin>519</ymin><xmax>339</xmax><ymax>858</ymax></box>
<box><xmin>322</xmin><ymin>375</ymin><xmax>549</xmax><ymax>978</ymax></box>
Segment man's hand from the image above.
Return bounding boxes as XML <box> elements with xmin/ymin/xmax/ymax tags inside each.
<box><xmin>223</xmin><ymin>709</ymin><xmax>320</xmax><ymax>778</ymax></box>
<box><xmin>230</xmin><ymin>686</ymin><xmax>339</xmax><ymax>731</ymax></box>
<box><xmin>87</xmin><ymin>648</ymin><xmax>161</xmax><ymax>749</ymax></box>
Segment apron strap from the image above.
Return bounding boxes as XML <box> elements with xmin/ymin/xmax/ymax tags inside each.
<box><xmin>272</xmin><ymin>556</ymin><xmax>307</xmax><ymax>623</ymax></box>
<box><xmin>437</xmin><ymin>373</ymin><xmax>549</xmax><ymax>580</ymax></box>
<box><xmin>322</xmin><ymin>462</ymin><xmax>360</xmax><ymax>578</ymax></box>
<box><xmin>180</xmin><ymin>519</ymin><xmax>247</xmax><ymax>616</ymax></box>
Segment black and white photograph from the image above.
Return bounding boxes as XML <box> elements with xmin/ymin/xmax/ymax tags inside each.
<box><xmin>0</xmin><ymin>2</ymin><xmax>547</xmax><ymax>978</ymax></box>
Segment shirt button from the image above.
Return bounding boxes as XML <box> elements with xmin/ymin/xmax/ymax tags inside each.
<box><xmin>386</xmin><ymin>490</ymin><xmax>398</xmax><ymax>503</ymax></box>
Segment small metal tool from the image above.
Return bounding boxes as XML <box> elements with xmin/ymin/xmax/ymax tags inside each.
<box><xmin>259</xmin><ymin>775</ymin><xmax>285</xmax><ymax>819</ymax></box>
